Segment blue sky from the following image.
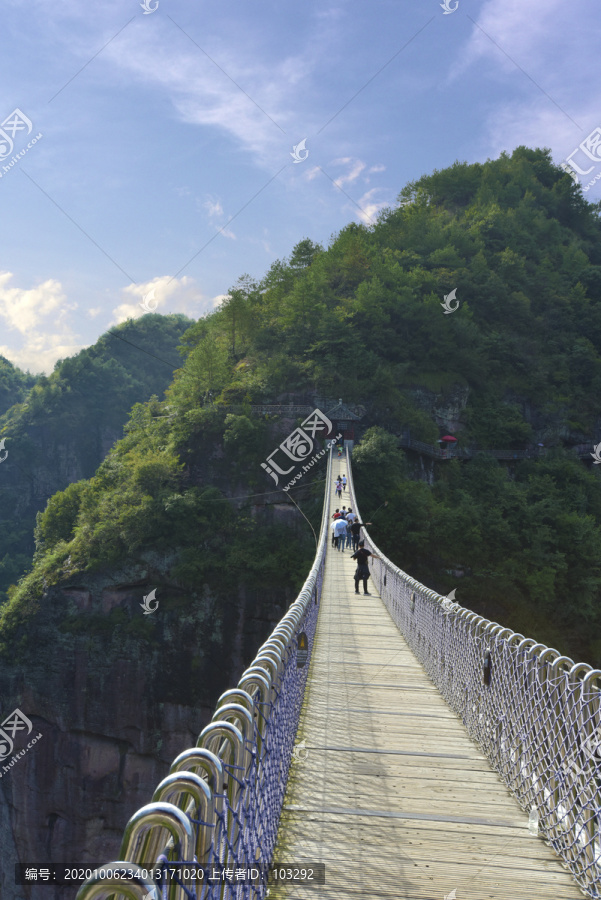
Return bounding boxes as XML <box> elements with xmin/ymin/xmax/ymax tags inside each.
<box><xmin>0</xmin><ymin>0</ymin><xmax>599</xmax><ymax>374</ymax></box>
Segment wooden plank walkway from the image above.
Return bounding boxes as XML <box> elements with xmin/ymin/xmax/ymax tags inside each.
<box><xmin>268</xmin><ymin>460</ymin><xmax>585</xmax><ymax>899</ymax></box>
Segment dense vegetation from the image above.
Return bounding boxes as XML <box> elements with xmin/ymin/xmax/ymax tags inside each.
<box><xmin>353</xmin><ymin>428</ymin><xmax>601</xmax><ymax>665</ymax></box>
<box><xmin>0</xmin><ymin>314</ymin><xmax>193</xmax><ymax>604</ymax></box>
<box><xmin>0</xmin><ymin>355</ymin><xmax>38</xmax><ymax>417</ymax></box>
<box><xmin>2</xmin><ymin>145</ymin><xmax>601</xmax><ymax>665</ymax></box>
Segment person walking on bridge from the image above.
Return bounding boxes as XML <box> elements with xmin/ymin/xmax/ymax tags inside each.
<box><xmin>333</xmin><ymin>516</ymin><xmax>348</xmax><ymax>551</ymax></box>
<box><xmin>351</xmin><ymin>540</ymin><xmax>379</xmax><ymax>594</ymax></box>
<box><xmin>335</xmin><ymin>480</ymin><xmax>342</xmax><ymax>500</ymax></box>
<box><xmin>345</xmin><ymin>516</ymin><xmax>353</xmax><ymax>549</ymax></box>
<box><xmin>331</xmin><ymin>510</ymin><xmax>341</xmax><ymax>546</ymax></box>
<box><xmin>342</xmin><ymin>474</ymin><xmax>347</xmax><ymax>491</ymax></box>
<box><xmin>350</xmin><ymin>517</ymin><xmax>371</xmax><ymax>552</ymax></box>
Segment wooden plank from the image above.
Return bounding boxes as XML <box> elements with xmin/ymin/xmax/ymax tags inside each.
<box><xmin>267</xmin><ymin>466</ymin><xmax>587</xmax><ymax>899</ymax></box>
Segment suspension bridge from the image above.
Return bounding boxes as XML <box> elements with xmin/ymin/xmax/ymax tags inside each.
<box><xmin>76</xmin><ymin>449</ymin><xmax>600</xmax><ymax>900</ymax></box>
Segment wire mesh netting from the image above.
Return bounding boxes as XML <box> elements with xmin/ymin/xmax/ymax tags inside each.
<box><xmin>75</xmin><ymin>450</ymin><xmax>332</xmax><ymax>900</ymax></box>
<box><xmin>346</xmin><ymin>448</ymin><xmax>601</xmax><ymax>898</ymax></box>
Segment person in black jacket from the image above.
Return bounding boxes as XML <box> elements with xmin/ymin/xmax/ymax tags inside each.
<box><xmin>349</xmin><ymin>518</ymin><xmax>370</xmax><ymax>552</ymax></box>
<box><xmin>351</xmin><ymin>541</ymin><xmax>379</xmax><ymax>595</ymax></box>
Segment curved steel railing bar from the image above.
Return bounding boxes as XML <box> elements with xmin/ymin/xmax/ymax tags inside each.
<box><xmin>77</xmin><ymin>442</ymin><xmax>332</xmax><ymax>900</ymax></box>
<box><xmin>345</xmin><ymin>446</ymin><xmax>601</xmax><ymax>898</ymax></box>
<box><xmin>76</xmin><ymin>863</ymin><xmax>161</xmax><ymax>900</ymax></box>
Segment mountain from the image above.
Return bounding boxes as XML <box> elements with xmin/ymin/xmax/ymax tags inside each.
<box><xmin>2</xmin><ymin>145</ymin><xmax>601</xmax><ymax>895</ymax></box>
<box><xmin>0</xmin><ymin>356</ymin><xmax>38</xmax><ymax>418</ymax></box>
<box><xmin>0</xmin><ymin>313</ymin><xmax>193</xmax><ymax>605</ymax></box>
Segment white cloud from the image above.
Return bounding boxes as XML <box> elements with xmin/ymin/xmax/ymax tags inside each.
<box><xmin>448</xmin><ymin>0</ymin><xmax>601</xmax><ymax>174</ymax></box>
<box><xmin>204</xmin><ymin>198</ymin><xmax>224</xmax><ymax>219</ymax></box>
<box><xmin>0</xmin><ymin>272</ymin><xmax>69</xmax><ymax>334</ymax></box>
<box><xmin>354</xmin><ymin>189</ymin><xmax>389</xmax><ymax>225</ymax></box>
<box><xmin>103</xmin><ymin>28</ymin><xmax>305</xmax><ymax>165</ymax></box>
<box><xmin>332</xmin><ymin>157</ymin><xmax>366</xmax><ymax>188</ymax></box>
<box><xmin>0</xmin><ymin>335</ymin><xmax>85</xmax><ymax>376</ymax></box>
<box><xmin>0</xmin><ymin>271</ymin><xmax>82</xmax><ymax>374</ymax></box>
<box><xmin>114</xmin><ymin>275</ymin><xmax>214</xmax><ymax>324</ymax></box>
<box><xmin>201</xmin><ymin>198</ymin><xmax>236</xmax><ymax>239</ymax></box>
<box><xmin>0</xmin><ymin>272</ymin><xmax>222</xmax><ymax>374</ymax></box>
<box><xmin>456</xmin><ymin>0</ymin><xmax>573</xmax><ymax>76</ymax></box>
<box><xmin>305</xmin><ymin>166</ymin><xmax>321</xmax><ymax>181</ymax></box>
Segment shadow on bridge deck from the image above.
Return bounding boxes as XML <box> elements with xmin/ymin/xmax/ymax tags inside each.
<box><xmin>268</xmin><ymin>461</ymin><xmax>585</xmax><ymax>900</ymax></box>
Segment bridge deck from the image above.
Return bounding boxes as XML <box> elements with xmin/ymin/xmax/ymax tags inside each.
<box><xmin>268</xmin><ymin>461</ymin><xmax>585</xmax><ymax>899</ymax></box>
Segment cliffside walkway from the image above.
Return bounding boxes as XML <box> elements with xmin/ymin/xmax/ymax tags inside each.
<box><xmin>77</xmin><ymin>448</ymin><xmax>600</xmax><ymax>900</ymax></box>
<box><xmin>268</xmin><ymin>457</ymin><xmax>586</xmax><ymax>899</ymax></box>
<box><xmin>399</xmin><ymin>435</ymin><xmax>597</xmax><ymax>462</ymax></box>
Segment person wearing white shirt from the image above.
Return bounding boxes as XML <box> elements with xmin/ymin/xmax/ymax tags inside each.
<box><xmin>333</xmin><ymin>517</ymin><xmax>348</xmax><ymax>551</ymax></box>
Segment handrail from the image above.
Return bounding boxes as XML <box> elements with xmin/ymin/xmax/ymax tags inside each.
<box><xmin>77</xmin><ymin>445</ymin><xmax>332</xmax><ymax>900</ymax></box>
<box><xmin>399</xmin><ymin>435</ymin><xmax>598</xmax><ymax>462</ymax></box>
<box><xmin>346</xmin><ymin>446</ymin><xmax>601</xmax><ymax>898</ymax></box>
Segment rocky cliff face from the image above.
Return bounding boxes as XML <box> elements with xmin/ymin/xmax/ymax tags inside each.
<box><xmin>407</xmin><ymin>385</ymin><xmax>470</xmax><ymax>434</ymax></box>
<box><xmin>0</xmin><ymin>555</ymin><xmax>293</xmax><ymax>900</ymax></box>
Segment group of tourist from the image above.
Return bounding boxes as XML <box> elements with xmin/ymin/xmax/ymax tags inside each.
<box><xmin>330</xmin><ymin>488</ymin><xmax>379</xmax><ymax>595</ymax></box>
<box><xmin>335</xmin><ymin>474</ymin><xmax>347</xmax><ymax>498</ymax></box>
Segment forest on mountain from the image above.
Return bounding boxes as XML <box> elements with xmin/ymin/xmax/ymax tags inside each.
<box><xmin>0</xmin><ymin>314</ymin><xmax>193</xmax><ymax>605</ymax></box>
<box><xmin>0</xmin><ymin>356</ymin><xmax>38</xmax><ymax>418</ymax></box>
<box><xmin>3</xmin><ymin>145</ymin><xmax>601</xmax><ymax>882</ymax></box>
<box><xmin>2</xmin><ymin>144</ymin><xmax>601</xmax><ymax>665</ymax></box>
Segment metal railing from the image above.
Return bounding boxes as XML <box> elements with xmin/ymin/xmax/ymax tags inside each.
<box><xmin>76</xmin><ymin>450</ymin><xmax>332</xmax><ymax>900</ymax></box>
<box><xmin>400</xmin><ymin>434</ymin><xmax>598</xmax><ymax>462</ymax></box>
<box><xmin>347</xmin><ymin>447</ymin><xmax>601</xmax><ymax>897</ymax></box>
